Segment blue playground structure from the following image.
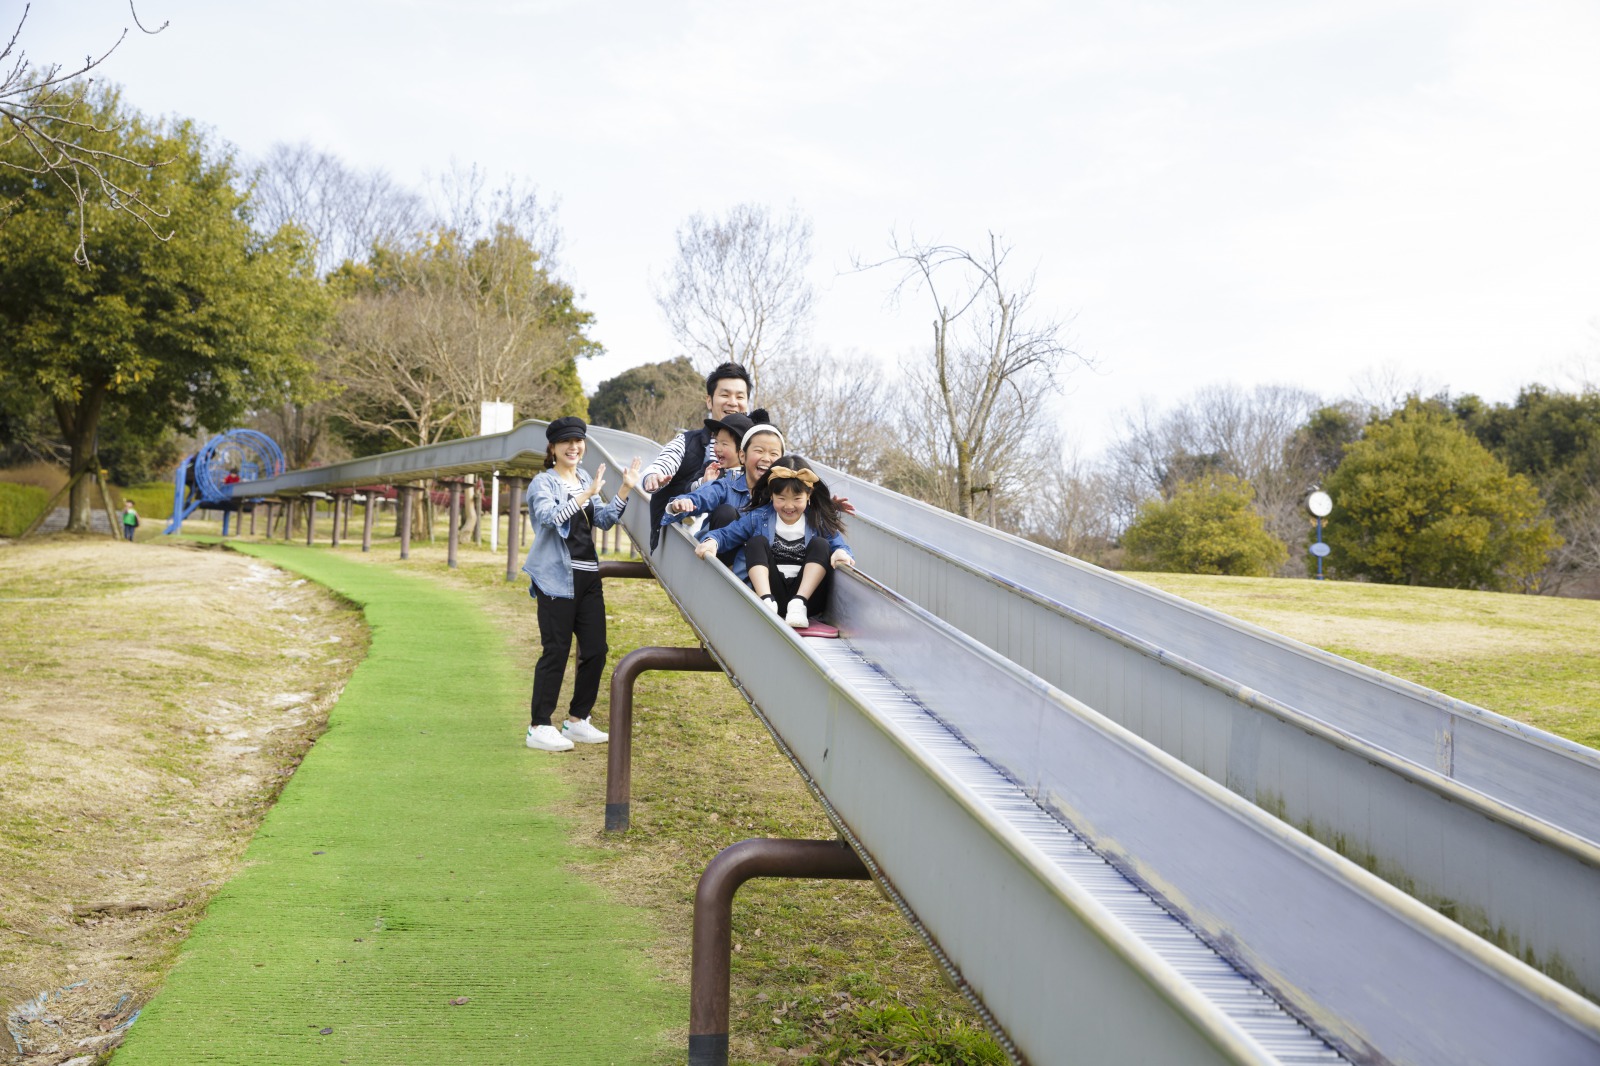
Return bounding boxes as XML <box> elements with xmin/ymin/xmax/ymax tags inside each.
<box><xmin>164</xmin><ymin>429</ymin><xmax>286</xmax><ymax>536</ymax></box>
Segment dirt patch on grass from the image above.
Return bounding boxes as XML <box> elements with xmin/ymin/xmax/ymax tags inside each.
<box><xmin>0</xmin><ymin>536</ymin><xmax>364</xmax><ymax>1064</ymax></box>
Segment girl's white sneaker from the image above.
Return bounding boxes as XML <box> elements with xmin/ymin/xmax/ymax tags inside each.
<box><xmin>526</xmin><ymin>724</ymin><xmax>574</xmax><ymax>751</ymax></box>
<box><xmin>563</xmin><ymin>717</ymin><xmax>609</xmax><ymax>744</ymax></box>
<box><xmin>784</xmin><ymin>598</ymin><xmax>809</xmax><ymax>628</ymax></box>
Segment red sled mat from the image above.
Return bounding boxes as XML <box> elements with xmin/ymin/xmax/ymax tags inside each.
<box><xmin>795</xmin><ymin>622</ymin><xmax>840</xmax><ymax>639</ymax></box>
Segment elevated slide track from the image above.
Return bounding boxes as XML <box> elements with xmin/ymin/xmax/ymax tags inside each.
<box><xmin>234</xmin><ymin>421</ymin><xmax>1600</xmax><ymax>1063</ymax></box>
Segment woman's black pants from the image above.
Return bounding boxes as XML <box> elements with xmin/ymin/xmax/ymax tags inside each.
<box><xmin>529</xmin><ymin>568</ymin><xmax>607</xmax><ymax>727</ymax></box>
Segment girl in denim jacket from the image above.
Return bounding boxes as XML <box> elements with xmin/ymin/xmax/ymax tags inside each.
<box><xmin>694</xmin><ymin>454</ymin><xmax>853</xmax><ymax>629</ymax></box>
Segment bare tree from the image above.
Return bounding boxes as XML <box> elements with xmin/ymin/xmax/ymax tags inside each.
<box><xmin>327</xmin><ymin>182</ymin><xmax>589</xmax><ymax>452</ymax></box>
<box><xmin>1347</xmin><ymin>361</ymin><xmax>1434</xmax><ymax>419</ymax></box>
<box><xmin>0</xmin><ymin>3</ymin><xmax>170</xmax><ymax>264</ymax></box>
<box><xmin>1020</xmin><ymin>430</ymin><xmax>1117</xmax><ymax>563</ymax></box>
<box><xmin>250</xmin><ymin>143</ymin><xmax>425</xmax><ymax>274</ymax></box>
<box><xmin>1185</xmin><ymin>383</ymin><xmax>1322</xmax><ymax>550</ymax></box>
<box><xmin>655</xmin><ymin>202</ymin><xmax>815</xmax><ymax>387</ymax></box>
<box><xmin>1548</xmin><ymin>483</ymin><xmax>1600</xmax><ymax>596</ymax></box>
<box><xmin>757</xmin><ymin>348</ymin><xmax>892</xmax><ymax>479</ymax></box>
<box><xmin>1103</xmin><ymin>383</ymin><xmax>1323</xmax><ymax>572</ymax></box>
<box><xmin>861</xmin><ymin>233</ymin><xmax>1084</xmax><ymax>522</ymax></box>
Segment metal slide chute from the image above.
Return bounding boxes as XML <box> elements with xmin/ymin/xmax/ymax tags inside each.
<box><xmin>231</xmin><ymin>420</ymin><xmax>1600</xmax><ymax>1062</ymax></box>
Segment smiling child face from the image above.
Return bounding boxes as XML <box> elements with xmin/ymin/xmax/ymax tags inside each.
<box><xmin>741</xmin><ymin>431</ymin><xmax>783</xmax><ymax>482</ymax></box>
<box><xmin>772</xmin><ymin>482</ymin><xmax>810</xmax><ymax>524</ymax></box>
<box><xmin>711</xmin><ymin>428</ymin><xmax>739</xmax><ymax>471</ymax></box>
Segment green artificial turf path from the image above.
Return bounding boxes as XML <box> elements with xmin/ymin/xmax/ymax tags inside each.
<box><xmin>114</xmin><ymin>542</ymin><xmax>677</xmax><ymax>1064</ymax></box>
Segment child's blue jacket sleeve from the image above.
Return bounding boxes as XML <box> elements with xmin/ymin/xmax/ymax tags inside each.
<box><xmin>697</xmin><ymin>507</ymin><xmax>765</xmax><ymax>553</ymax></box>
<box><xmin>699</xmin><ymin>508</ymin><xmax>851</xmax><ymax>558</ymax></box>
<box><xmin>661</xmin><ymin>477</ymin><xmax>730</xmax><ymax>526</ymax></box>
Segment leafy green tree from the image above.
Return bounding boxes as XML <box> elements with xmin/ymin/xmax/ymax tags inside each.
<box><xmin>0</xmin><ymin>81</ymin><xmax>326</xmax><ymax>529</ymax></box>
<box><xmin>1122</xmin><ymin>474</ymin><xmax>1288</xmax><ymax>576</ymax></box>
<box><xmin>1323</xmin><ymin>401</ymin><xmax>1559</xmax><ymax>589</ymax></box>
<box><xmin>1454</xmin><ymin>386</ymin><xmax>1600</xmax><ymax>509</ymax></box>
<box><xmin>588</xmin><ymin>357</ymin><xmax>704</xmax><ymax>437</ymax></box>
<box><xmin>1290</xmin><ymin>403</ymin><xmax>1365</xmax><ymax>484</ymax></box>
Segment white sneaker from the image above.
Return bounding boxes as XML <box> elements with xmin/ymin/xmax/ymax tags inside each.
<box><xmin>760</xmin><ymin>595</ymin><xmax>779</xmax><ymax>615</ymax></box>
<box><xmin>784</xmin><ymin>598</ymin><xmax>808</xmax><ymax>628</ymax></box>
<box><xmin>526</xmin><ymin>724</ymin><xmax>574</xmax><ymax>751</ymax></box>
<box><xmin>563</xmin><ymin>717</ymin><xmax>609</xmax><ymax>744</ymax></box>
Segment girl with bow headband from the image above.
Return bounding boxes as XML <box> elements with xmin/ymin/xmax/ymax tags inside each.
<box><xmin>694</xmin><ymin>454</ymin><xmax>854</xmax><ymax>629</ymax></box>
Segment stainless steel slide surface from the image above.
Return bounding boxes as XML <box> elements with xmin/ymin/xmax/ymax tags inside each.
<box><xmin>802</xmin><ymin>468</ymin><xmax>1600</xmax><ymax>998</ymax></box>
<box><xmin>811</xmin><ymin>465</ymin><xmax>1600</xmax><ymax>847</ymax></box>
<box><xmin>581</xmin><ymin>428</ymin><xmax>1600</xmax><ymax>1063</ymax></box>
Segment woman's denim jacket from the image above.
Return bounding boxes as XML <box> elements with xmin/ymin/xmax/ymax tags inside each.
<box><xmin>696</xmin><ymin>503</ymin><xmax>849</xmax><ymax>583</ymax></box>
<box><xmin>520</xmin><ymin>467</ymin><xmax>627</xmax><ymax>598</ymax></box>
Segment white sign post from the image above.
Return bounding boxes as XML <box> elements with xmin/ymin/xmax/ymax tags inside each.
<box><xmin>481</xmin><ymin>401</ymin><xmax>515</xmax><ymax>552</ymax></box>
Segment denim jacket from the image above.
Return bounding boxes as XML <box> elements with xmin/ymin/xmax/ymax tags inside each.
<box><xmin>661</xmin><ymin>469</ymin><xmax>749</xmax><ymax>526</ymax></box>
<box><xmin>520</xmin><ymin>468</ymin><xmax>628</xmax><ymax>598</ymax></box>
<box><xmin>696</xmin><ymin>504</ymin><xmax>850</xmax><ymax>582</ymax></box>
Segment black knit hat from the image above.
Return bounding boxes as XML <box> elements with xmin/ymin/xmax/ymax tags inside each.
<box><xmin>703</xmin><ymin>408</ymin><xmax>767</xmax><ymax>442</ymax></box>
<box><xmin>546</xmin><ymin>416</ymin><xmax>587</xmax><ymax>443</ymax></box>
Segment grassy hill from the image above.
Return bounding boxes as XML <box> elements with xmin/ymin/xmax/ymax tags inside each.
<box><xmin>1126</xmin><ymin>571</ymin><xmax>1600</xmax><ymax>751</ymax></box>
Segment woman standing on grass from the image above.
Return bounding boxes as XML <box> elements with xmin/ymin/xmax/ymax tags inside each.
<box><xmin>520</xmin><ymin>417</ymin><xmax>641</xmax><ymax>752</ymax></box>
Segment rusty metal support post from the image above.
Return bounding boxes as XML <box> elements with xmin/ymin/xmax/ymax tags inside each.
<box><xmin>361</xmin><ymin>492</ymin><xmax>375</xmax><ymax>552</ymax></box>
<box><xmin>598</xmin><ymin>560</ymin><xmax>653</xmax><ymax>580</ymax></box>
<box><xmin>690</xmin><ymin>839</ymin><xmax>870</xmax><ymax>1066</ymax></box>
<box><xmin>447</xmin><ymin>480</ymin><xmax>462</xmax><ymax>569</ymax></box>
<box><xmin>399</xmin><ymin>486</ymin><xmax>414</xmax><ymax>560</ymax></box>
<box><xmin>605</xmin><ymin>645</ymin><xmax>718</xmax><ymax>832</ymax></box>
<box><xmin>503</xmin><ymin>476</ymin><xmax>525</xmax><ymax>582</ymax></box>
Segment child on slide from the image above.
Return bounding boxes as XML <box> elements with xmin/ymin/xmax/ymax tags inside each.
<box><xmin>660</xmin><ymin>411</ymin><xmax>783</xmax><ymax>547</ymax></box>
<box><xmin>693</xmin><ymin>454</ymin><xmax>854</xmax><ymax>629</ymax></box>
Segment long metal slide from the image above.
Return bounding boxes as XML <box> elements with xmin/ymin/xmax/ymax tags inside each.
<box><xmin>801</xmin><ymin>462</ymin><xmax>1600</xmax><ymax>1002</ymax></box>
<box><xmin>236</xmin><ymin>421</ymin><xmax>1600</xmax><ymax>1063</ymax></box>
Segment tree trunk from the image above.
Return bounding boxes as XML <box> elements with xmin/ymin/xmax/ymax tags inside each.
<box><xmin>470</xmin><ymin>477</ymin><xmax>482</xmax><ymax>544</ymax></box>
<box><xmin>53</xmin><ymin>385</ymin><xmax>108</xmax><ymax>533</ymax></box>
<box><xmin>954</xmin><ymin>440</ymin><xmax>975</xmax><ymax>521</ymax></box>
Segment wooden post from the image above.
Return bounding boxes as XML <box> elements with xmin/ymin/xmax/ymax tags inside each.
<box><xmin>503</xmin><ymin>476</ymin><xmax>524</xmax><ymax>582</ymax></box>
<box><xmin>362</xmin><ymin>492</ymin><xmax>375</xmax><ymax>552</ymax></box>
<box><xmin>400</xmin><ymin>486</ymin><xmax>414</xmax><ymax>560</ymax></box>
<box><xmin>330</xmin><ymin>493</ymin><xmax>341</xmax><ymax>548</ymax></box>
<box><xmin>447</xmin><ymin>480</ymin><xmax>462</xmax><ymax>569</ymax></box>
<box><xmin>305</xmin><ymin>497</ymin><xmax>316</xmax><ymax>546</ymax></box>
<box><xmin>94</xmin><ymin>467</ymin><xmax>120</xmax><ymax>541</ymax></box>
<box><xmin>249</xmin><ymin>505</ymin><xmax>257</xmax><ymax>535</ymax></box>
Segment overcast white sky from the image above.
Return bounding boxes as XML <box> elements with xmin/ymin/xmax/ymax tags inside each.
<box><xmin>18</xmin><ymin>0</ymin><xmax>1600</xmax><ymax>452</ymax></box>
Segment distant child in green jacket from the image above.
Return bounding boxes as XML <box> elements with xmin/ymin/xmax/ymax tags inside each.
<box><xmin>121</xmin><ymin>501</ymin><xmax>140</xmax><ymax>542</ymax></box>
